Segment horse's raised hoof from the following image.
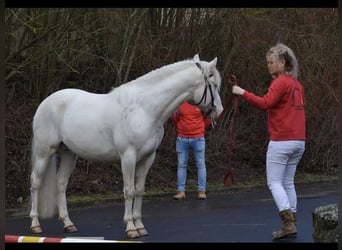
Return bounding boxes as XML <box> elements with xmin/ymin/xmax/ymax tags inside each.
<box><xmin>64</xmin><ymin>225</ymin><xmax>78</xmax><ymax>233</ymax></box>
<box><xmin>30</xmin><ymin>226</ymin><xmax>43</xmax><ymax>234</ymax></box>
<box><xmin>126</xmin><ymin>230</ymin><xmax>141</xmax><ymax>239</ymax></box>
<box><xmin>137</xmin><ymin>228</ymin><xmax>148</xmax><ymax>237</ymax></box>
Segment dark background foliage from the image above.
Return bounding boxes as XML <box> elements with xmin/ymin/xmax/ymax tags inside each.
<box><xmin>5</xmin><ymin>8</ymin><xmax>338</xmax><ymax>209</ymax></box>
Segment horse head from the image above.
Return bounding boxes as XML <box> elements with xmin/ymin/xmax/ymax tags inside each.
<box><xmin>189</xmin><ymin>54</ymin><xmax>223</xmax><ymax>120</ymax></box>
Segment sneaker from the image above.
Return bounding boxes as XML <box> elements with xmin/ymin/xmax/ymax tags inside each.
<box><xmin>173</xmin><ymin>191</ymin><xmax>186</xmax><ymax>200</ymax></box>
<box><xmin>198</xmin><ymin>191</ymin><xmax>206</xmax><ymax>200</ymax></box>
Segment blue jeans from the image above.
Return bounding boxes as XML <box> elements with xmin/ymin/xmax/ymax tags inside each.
<box><xmin>176</xmin><ymin>137</ymin><xmax>206</xmax><ymax>192</ymax></box>
<box><xmin>266</xmin><ymin>140</ymin><xmax>305</xmax><ymax>212</ymax></box>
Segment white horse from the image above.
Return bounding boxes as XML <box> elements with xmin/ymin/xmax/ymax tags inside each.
<box><xmin>29</xmin><ymin>54</ymin><xmax>223</xmax><ymax>239</ymax></box>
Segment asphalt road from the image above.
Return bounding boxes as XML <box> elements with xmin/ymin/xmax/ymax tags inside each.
<box><xmin>5</xmin><ymin>180</ymin><xmax>338</xmax><ymax>247</ymax></box>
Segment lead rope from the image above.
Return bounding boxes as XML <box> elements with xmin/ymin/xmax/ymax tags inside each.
<box><xmin>223</xmin><ymin>75</ymin><xmax>239</xmax><ymax>187</ymax></box>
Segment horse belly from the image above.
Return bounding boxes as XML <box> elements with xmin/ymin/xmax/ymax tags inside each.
<box><xmin>64</xmin><ymin>138</ymin><xmax>120</xmax><ymax>162</ymax></box>
<box><xmin>60</xmin><ymin>122</ymin><xmax>120</xmax><ymax>162</ymax></box>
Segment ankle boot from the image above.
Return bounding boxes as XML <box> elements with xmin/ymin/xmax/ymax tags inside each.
<box><xmin>292</xmin><ymin>212</ymin><xmax>297</xmax><ymax>226</ymax></box>
<box><xmin>173</xmin><ymin>191</ymin><xmax>186</xmax><ymax>200</ymax></box>
<box><xmin>198</xmin><ymin>191</ymin><xmax>206</xmax><ymax>200</ymax></box>
<box><xmin>272</xmin><ymin>209</ymin><xmax>297</xmax><ymax>240</ymax></box>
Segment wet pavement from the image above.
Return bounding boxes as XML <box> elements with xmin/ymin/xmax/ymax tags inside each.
<box><xmin>5</xmin><ymin>180</ymin><xmax>338</xmax><ymax>246</ymax></box>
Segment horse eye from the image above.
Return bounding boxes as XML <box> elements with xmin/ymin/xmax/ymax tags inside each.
<box><xmin>209</xmin><ymin>73</ymin><xmax>214</xmax><ymax>78</ymax></box>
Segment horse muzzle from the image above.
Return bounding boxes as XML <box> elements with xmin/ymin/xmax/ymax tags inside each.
<box><xmin>204</xmin><ymin>105</ymin><xmax>222</xmax><ymax>119</ymax></box>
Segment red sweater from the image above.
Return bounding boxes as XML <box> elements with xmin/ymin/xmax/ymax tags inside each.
<box><xmin>242</xmin><ymin>75</ymin><xmax>306</xmax><ymax>141</ymax></box>
<box><xmin>172</xmin><ymin>102</ymin><xmax>212</xmax><ymax>138</ymax></box>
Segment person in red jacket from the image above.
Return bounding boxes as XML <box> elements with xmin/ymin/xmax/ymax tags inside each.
<box><xmin>232</xmin><ymin>42</ymin><xmax>306</xmax><ymax>240</ymax></box>
<box><xmin>171</xmin><ymin>101</ymin><xmax>212</xmax><ymax>200</ymax></box>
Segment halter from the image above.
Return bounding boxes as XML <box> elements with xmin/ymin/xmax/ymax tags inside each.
<box><xmin>194</xmin><ymin>62</ymin><xmax>215</xmax><ymax>109</ymax></box>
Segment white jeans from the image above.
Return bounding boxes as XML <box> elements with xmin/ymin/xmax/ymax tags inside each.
<box><xmin>266</xmin><ymin>140</ymin><xmax>305</xmax><ymax>212</ymax></box>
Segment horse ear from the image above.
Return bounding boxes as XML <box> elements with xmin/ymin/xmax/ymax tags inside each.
<box><xmin>193</xmin><ymin>54</ymin><xmax>200</xmax><ymax>62</ymax></box>
<box><xmin>209</xmin><ymin>57</ymin><xmax>217</xmax><ymax>68</ymax></box>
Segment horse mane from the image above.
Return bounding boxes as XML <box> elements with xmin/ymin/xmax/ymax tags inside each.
<box><xmin>109</xmin><ymin>56</ymin><xmax>220</xmax><ymax>92</ymax></box>
<box><xmin>125</xmin><ymin>58</ymin><xmax>196</xmax><ymax>87</ymax></box>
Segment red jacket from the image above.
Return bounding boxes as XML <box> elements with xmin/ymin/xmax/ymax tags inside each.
<box><xmin>242</xmin><ymin>75</ymin><xmax>306</xmax><ymax>141</ymax></box>
<box><xmin>172</xmin><ymin>102</ymin><xmax>211</xmax><ymax>138</ymax></box>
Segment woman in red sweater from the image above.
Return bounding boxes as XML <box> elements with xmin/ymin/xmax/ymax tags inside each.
<box><xmin>232</xmin><ymin>43</ymin><xmax>306</xmax><ymax>240</ymax></box>
<box><xmin>171</xmin><ymin>101</ymin><xmax>212</xmax><ymax>200</ymax></box>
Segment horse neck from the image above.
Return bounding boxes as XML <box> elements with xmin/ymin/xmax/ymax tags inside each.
<box><xmin>122</xmin><ymin>63</ymin><xmax>201</xmax><ymax>124</ymax></box>
<box><xmin>143</xmin><ymin>76</ymin><xmax>199</xmax><ymax>124</ymax></box>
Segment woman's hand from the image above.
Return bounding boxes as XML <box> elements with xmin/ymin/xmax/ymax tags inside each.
<box><xmin>232</xmin><ymin>85</ymin><xmax>245</xmax><ymax>96</ymax></box>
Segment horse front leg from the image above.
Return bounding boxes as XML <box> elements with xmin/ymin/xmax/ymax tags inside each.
<box><xmin>133</xmin><ymin>152</ymin><xmax>156</xmax><ymax>237</ymax></box>
<box><xmin>123</xmin><ymin>192</ymin><xmax>139</xmax><ymax>238</ymax></box>
<box><xmin>121</xmin><ymin>151</ymin><xmax>140</xmax><ymax>239</ymax></box>
<box><xmin>56</xmin><ymin>150</ymin><xmax>78</xmax><ymax>233</ymax></box>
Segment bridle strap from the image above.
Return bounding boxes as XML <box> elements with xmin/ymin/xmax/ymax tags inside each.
<box><xmin>194</xmin><ymin>62</ymin><xmax>215</xmax><ymax>108</ymax></box>
<box><xmin>223</xmin><ymin>75</ymin><xmax>239</xmax><ymax>187</ymax></box>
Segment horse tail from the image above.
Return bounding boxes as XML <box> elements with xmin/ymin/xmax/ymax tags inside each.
<box><xmin>37</xmin><ymin>154</ymin><xmax>58</xmax><ymax>218</ymax></box>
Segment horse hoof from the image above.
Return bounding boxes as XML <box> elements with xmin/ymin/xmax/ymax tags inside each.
<box><xmin>126</xmin><ymin>230</ymin><xmax>140</xmax><ymax>239</ymax></box>
<box><xmin>64</xmin><ymin>225</ymin><xmax>78</xmax><ymax>233</ymax></box>
<box><xmin>137</xmin><ymin>228</ymin><xmax>148</xmax><ymax>237</ymax></box>
<box><xmin>30</xmin><ymin>226</ymin><xmax>43</xmax><ymax>234</ymax></box>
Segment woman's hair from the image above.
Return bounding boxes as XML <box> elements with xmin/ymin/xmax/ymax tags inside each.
<box><xmin>266</xmin><ymin>42</ymin><xmax>299</xmax><ymax>79</ymax></box>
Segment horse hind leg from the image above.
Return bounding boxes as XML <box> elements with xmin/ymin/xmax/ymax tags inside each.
<box><xmin>56</xmin><ymin>147</ymin><xmax>78</xmax><ymax>233</ymax></box>
<box><xmin>29</xmin><ymin>145</ymin><xmax>58</xmax><ymax>234</ymax></box>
